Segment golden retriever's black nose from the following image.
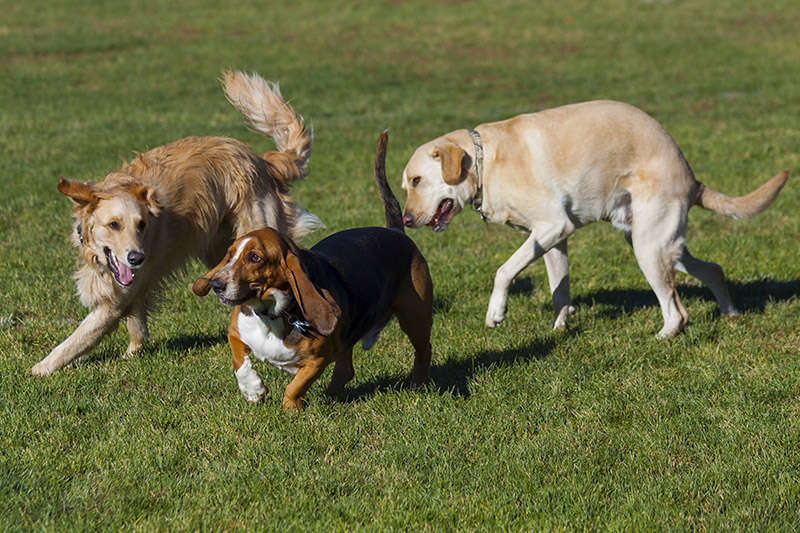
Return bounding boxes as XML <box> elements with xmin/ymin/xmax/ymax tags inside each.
<box><xmin>209</xmin><ymin>278</ymin><xmax>226</xmax><ymax>294</ymax></box>
<box><xmin>127</xmin><ymin>251</ymin><xmax>145</xmax><ymax>266</ymax></box>
<box><xmin>403</xmin><ymin>214</ymin><xmax>414</xmax><ymax>227</ymax></box>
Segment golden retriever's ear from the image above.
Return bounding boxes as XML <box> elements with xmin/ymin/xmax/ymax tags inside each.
<box><xmin>57</xmin><ymin>178</ymin><xmax>97</xmax><ymax>210</ymax></box>
<box><xmin>433</xmin><ymin>142</ymin><xmax>471</xmax><ymax>185</ymax></box>
<box><xmin>283</xmin><ymin>251</ymin><xmax>340</xmax><ymax>336</ymax></box>
<box><xmin>134</xmin><ymin>185</ymin><xmax>161</xmax><ymax>217</ymax></box>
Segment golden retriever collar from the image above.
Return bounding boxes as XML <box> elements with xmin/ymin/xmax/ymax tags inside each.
<box><xmin>400</xmin><ymin>100</ymin><xmax>789</xmax><ymax>338</ymax></box>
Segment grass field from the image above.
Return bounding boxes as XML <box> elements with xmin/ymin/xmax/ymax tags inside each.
<box><xmin>1</xmin><ymin>0</ymin><xmax>799</xmax><ymax>530</ymax></box>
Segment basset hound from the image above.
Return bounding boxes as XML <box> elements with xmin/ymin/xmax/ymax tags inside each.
<box><xmin>193</xmin><ymin>132</ymin><xmax>434</xmax><ymax>408</ymax></box>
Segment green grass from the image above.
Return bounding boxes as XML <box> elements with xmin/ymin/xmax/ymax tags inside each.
<box><xmin>1</xmin><ymin>0</ymin><xmax>799</xmax><ymax>530</ymax></box>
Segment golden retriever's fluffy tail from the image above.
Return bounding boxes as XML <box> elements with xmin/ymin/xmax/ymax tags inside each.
<box><xmin>222</xmin><ymin>70</ymin><xmax>312</xmax><ymax>177</ymax></box>
<box><xmin>695</xmin><ymin>170</ymin><xmax>789</xmax><ymax>219</ymax></box>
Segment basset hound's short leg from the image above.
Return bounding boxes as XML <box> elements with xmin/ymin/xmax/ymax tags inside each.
<box><xmin>282</xmin><ymin>357</ymin><xmax>328</xmax><ymax>409</ymax></box>
<box><xmin>395</xmin><ymin>256</ymin><xmax>434</xmax><ymax>386</ymax></box>
<box><xmin>327</xmin><ymin>347</ymin><xmax>354</xmax><ymax>393</ymax></box>
<box><xmin>229</xmin><ymin>309</ymin><xmax>266</xmax><ymax>403</ymax></box>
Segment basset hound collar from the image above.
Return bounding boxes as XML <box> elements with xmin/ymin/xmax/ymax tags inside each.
<box><xmin>250</xmin><ymin>299</ymin><xmax>314</xmax><ymax>335</ymax></box>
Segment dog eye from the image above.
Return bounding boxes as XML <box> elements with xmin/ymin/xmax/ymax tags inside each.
<box><xmin>108</xmin><ymin>221</ymin><xmax>120</xmax><ymax>230</ymax></box>
<box><xmin>411</xmin><ymin>177</ymin><xmax>421</xmax><ymax>187</ymax></box>
<box><xmin>249</xmin><ymin>253</ymin><xmax>262</xmax><ymax>263</ymax></box>
<box><xmin>137</xmin><ymin>221</ymin><xmax>146</xmax><ymax>231</ymax></box>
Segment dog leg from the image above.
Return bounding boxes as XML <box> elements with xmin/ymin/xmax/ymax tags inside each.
<box><xmin>393</xmin><ymin>256</ymin><xmax>433</xmax><ymax>385</ymax></box>
<box><xmin>124</xmin><ymin>296</ymin><xmax>149</xmax><ymax>358</ymax></box>
<box><xmin>32</xmin><ymin>305</ymin><xmax>122</xmax><ymax>376</ymax></box>
<box><xmin>542</xmin><ymin>240</ymin><xmax>575</xmax><ymax>330</ymax></box>
<box><xmin>282</xmin><ymin>359</ymin><xmax>328</xmax><ymax>409</ymax></box>
<box><xmin>327</xmin><ymin>347</ymin><xmax>355</xmax><ymax>393</ymax></box>
<box><xmin>234</xmin><ymin>355</ymin><xmax>267</xmax><ymax>403</ymax></box>
<box><xmin>676</xmin><ymin>250</ymin><xmax>739</xmax><ymax>317</ymax></box>
<box><xmin>486</xmin><ymin>226</ymin><xmax>567</xmax><ymax>328</ymax></box>
<box><xmin>229</xmin><ymin>316</ymin><xmax>267</xmax><ymax>403</ymax></box>
<box><xmin>630</xmin><ymin>219</ymin><xmax>688</xmax><ymax>338</ymax></box>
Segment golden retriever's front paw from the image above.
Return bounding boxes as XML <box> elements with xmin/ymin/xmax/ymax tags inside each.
<box><xmin>124</xmin><ymin>342</ymin><xmax>141</xmax><ymax>360</ymax></box>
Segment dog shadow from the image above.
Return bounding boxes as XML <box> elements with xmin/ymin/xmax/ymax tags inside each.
<box><xmin>333</xmin><ymin>275</ymin><xmax>798</xmax><ymax>405</ymax></box>
<box><xmin>333</xmin><ymin>335</ymin><xmax>562</xmax><ymax>404</ymax></box>
<box><xmin>75</xmin><ymin>332</ymin><xmax>225</xmax><ymax>369</ymax></box>
<box><xmin>571</xmin><ymin>276</ymin><xmax>800</xmax><ymax>319</ymax></box>
<box><xmin>159</xmin><ymin>333</ymin><xmax>225</xmax><ymax>353</ymax></box>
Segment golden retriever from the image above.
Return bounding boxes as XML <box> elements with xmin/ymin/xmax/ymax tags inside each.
<box><xmin>32</xmin><ymin>71</ymin><xmax>321</xmax><ymax>376</ymax></box>
<box><xmin>400</xmin><ymin>100</ymin><xmax>788</xmax><ymax>337</ymax></box>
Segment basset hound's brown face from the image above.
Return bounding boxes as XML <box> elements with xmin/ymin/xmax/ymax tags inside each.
<box><xmin>193</xmin><ymin>227</ymin><xmax>341</xmax><ymax>335</ymax></box>
<box><xmin>192</xmin><ymin>228</ymin><xmax>290</xmax><ymax>307</ymax></box>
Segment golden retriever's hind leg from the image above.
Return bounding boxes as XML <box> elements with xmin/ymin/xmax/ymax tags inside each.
<box><xmin>32</xmin><ymin>305</ymin><xmax>122</xmax><ymax>376</ymax></box>
<box><xmin>124</xmin><ymin>297</ymin><xmax>149</xmax><ymax>358</ymax></box>
<box><xmin>676</xmin><ymin>250</ymin><xmax>739</xmax><ymax>317</ymax></box>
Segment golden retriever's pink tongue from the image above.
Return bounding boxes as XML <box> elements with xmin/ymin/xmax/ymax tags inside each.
<box><xmin>118</xmin><ymin>263</ymin><xmax>134</xmax><ymax>285</ymax></box>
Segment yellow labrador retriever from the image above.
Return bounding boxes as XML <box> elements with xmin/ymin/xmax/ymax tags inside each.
<box><xmin>401</xmin><ymin>100</ymin><xmax>788</xmax><ymax>337</ymax></box>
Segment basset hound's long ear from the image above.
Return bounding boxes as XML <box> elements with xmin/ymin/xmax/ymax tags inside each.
<box><xmin>57</xmin><ymin>178</ymin><xmax>97</xmax><ymax>210</ymax></box>
<box><xmin>433</xmin><ymin>141</ymin><xmax>471</xmax><ymax>186</ymax></box>
<box><xmin>192</xmin><ymin>257</ymin><xmax>227</xmax><ymax>297</ymax></box>
<box><xmin>282</xmin><ymin>250</ymin><xmax>341</xmax><ymax>336</ymax></box>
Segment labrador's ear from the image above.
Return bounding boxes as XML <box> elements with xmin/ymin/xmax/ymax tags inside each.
<box><xmin>282</xmin><ymin>251</ymin><xmax>341</xmax><ymax>336</ymax></box>
<box><xmin>433</xmin><ymin>141</ymin><xmax>471</xmax><ymax>185</ymax></box>
<box><xmin>57</xmin><ymin>178</ymin><xmax>97</xmax><ymax>210</ymax></box>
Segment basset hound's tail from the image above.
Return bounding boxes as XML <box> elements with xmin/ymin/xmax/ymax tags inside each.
<box><xmin>374</xmin><ymin>130</ymin><xmax>405</xmax><ymax>232</ymax></box>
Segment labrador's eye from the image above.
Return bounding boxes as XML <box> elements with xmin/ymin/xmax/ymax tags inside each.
<box><xmin>411</xmin><ymin>177</ymin><xmax>421</xmax><ymax>187</ymax></box>
<box><xmin>108</xmin><ymin>221</ymin><xmax>120</xmax><ymax>230</ymax></box>
<box><xmin>137</xmin><ymin>220</ymin><xmax>146</xmax><ymax>231</ymax></box>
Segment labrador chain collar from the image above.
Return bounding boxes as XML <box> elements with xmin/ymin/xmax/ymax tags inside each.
<box><xmin>467</xmin><ymin>129</ymin><xmax>487</xmax><ymax>223</ymax></box>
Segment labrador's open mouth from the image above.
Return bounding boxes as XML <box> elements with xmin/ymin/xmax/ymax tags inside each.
<box><xmin>105</xmin><ymin>248</ymin><xmax>134</xmax><ymax>287</ymax></box>
<box><xmin>426</xmin><ymin>198</ymin><xmax>454</xmax><ymax>232</ymax></box>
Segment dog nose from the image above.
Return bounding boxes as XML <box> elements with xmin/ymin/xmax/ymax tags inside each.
<box><xmin>403</xmin><ymin>214</ymin><xmax>414</xmax><ymax>227</ymax></box>
<box><xmin>209</xmin><ymin>278</ymin><xmax>226</xmax><ymax>294</ymax></box>
<box><xmin>127</xmin><ymin>251</ymin><xmax>145</xmax><ymax>266</ymax></box>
